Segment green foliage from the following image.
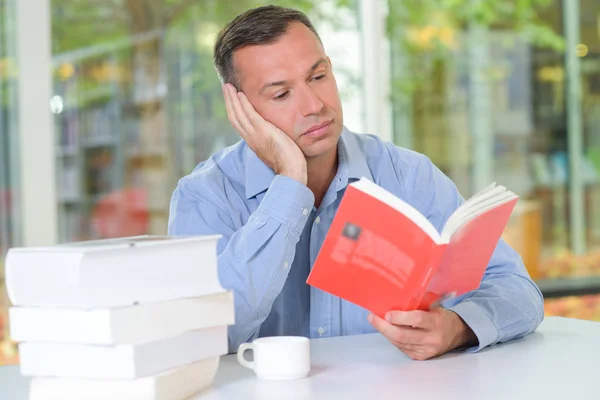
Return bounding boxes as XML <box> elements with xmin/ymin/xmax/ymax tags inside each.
<box><xmin>47</xmin><ymin>0</ymin><xmax>344</xmax><ymax>115</ymax></box>
<box><xmin>38</xmin><ymin>1</ymin><xmax>567</xmax><ymax>116</ymax></box>
<box><xmin>387</xmin><ymin>0</ymin><xmax>565</xmax><ymax>95</ymax></box>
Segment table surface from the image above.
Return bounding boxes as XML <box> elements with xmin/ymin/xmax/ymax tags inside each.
<box><xmin>2</xmin><ymin>316</ymin><xmax>600</xmax><ymax>400</ymax></box>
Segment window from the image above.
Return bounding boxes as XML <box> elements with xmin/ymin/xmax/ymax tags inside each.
<box><xmin>0</xmin><ymin>0</ymin><xmax>20</xmax><ymax>365</ymax></box>
<box><xmin>387</xmin><ymin>0</ymin><xmax>600</xmax><ymax>312</ymax></box>
<box><xmin>49</xmin><ymin>0</ymin><xmax>362</xmax><ymax>242</ymax></box>
<box><xmin>0</xmin><ymin>0</ymin><xmax>364</xmax><ymax>365</ymax></box>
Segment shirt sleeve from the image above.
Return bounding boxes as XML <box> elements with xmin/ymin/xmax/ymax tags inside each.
<box><xmin>388</xmin><ymin>144</ymin><xmax>544</xmax><ymax>352</ymax></box>
<box><xmin>168</xmin><ymin>174</ymin><xmax>315</xmax><ymax>352</ymax></box>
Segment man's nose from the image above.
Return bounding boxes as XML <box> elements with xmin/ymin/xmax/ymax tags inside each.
<box><xmin>298</xmin><ymin>84</ymin><xmax>324</xmax><ymax>117</ymax></box>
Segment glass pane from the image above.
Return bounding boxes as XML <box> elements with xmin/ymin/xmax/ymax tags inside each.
<box><xmin>0</xmin><ymin>0</ymin><xmax>20</xmax><ymax>365</ymax></box>
<box><xmin>532</xmin><ymin>0</ymin><xmax>600</xmax><ymax>289</ymax></box>
<box><xmin>50</xmin><ymin>0</ymin><xmax>362</xmax><ymax>243</ymax></box>
<box><xmin>581</xmin><ymin>0</ymin><xmax>600</xmax><ymax>271</ymax></box>
<box><xmin>388</xmin><ymin>0</ymin><xmax>600</xmax><ymax>320</ymax></box>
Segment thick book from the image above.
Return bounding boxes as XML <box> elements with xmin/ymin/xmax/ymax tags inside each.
<box><xmin>9</xmin><ymin>291</ymin><xmax>234</xmax><ymax>345</ymax></box>
<box><xmin>19</xmin><ymin>326</ymin><xmax>228</xmax><ymax>379</ymax></box>
<box><xmin>28</xmin><ymin>357</ymin><xmax>220</xmax><ymax>400</ymax></box>
<box><xmin>5</xmin><ymin>235</ymin><xmax>224</xmax><ymax>309</ymax></box>
<box><xmin>306</xmin><ymin>178</ymin><xmax>518</xmax><ymax>318</ymax></box>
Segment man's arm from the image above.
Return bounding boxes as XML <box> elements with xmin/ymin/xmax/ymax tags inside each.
<box><xmin>369</xmin><ymin>144</ymin><xmax>544</xmax><ymax>358</ymax></box>
<box><xmin>168</xmin><ymin>175</ymin><xmax>314</xmax><ymax>352</ymax></box>
<box><xmin>444</xmin><ymin>241</ymin><xmax>545</xmax><ymax>351</ymax></box>
<box><xmin>168</xmin><ymin>84</ymin><xmax>313</xmax><ymax>352</ymax></box>
<box><xmin>402</xmin><ymin>146</ymin><xmax>545</xmax><ymax>351</ymax></box>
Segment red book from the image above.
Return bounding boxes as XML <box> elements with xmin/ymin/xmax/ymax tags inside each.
<box><xmin>306</xmin><ymin>179</ymin><xmax>518</xmax><ymax>318</ymax></box>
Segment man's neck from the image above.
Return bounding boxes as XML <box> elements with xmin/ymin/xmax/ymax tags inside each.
<box><xmin>306</xmin><ymin>149</ymin><xmax>338</xmax><ymax>208</ymax></box>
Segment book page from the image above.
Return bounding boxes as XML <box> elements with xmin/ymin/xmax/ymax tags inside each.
<box><xmin>441</xmin><ymin>184</ymin><xmax>517</xmax><ymax>242</ymax></box>
<box><xmin>442</xmin><ymin>184</ymin><xmax>506</xmax><ymax>240</ymax></box>
<box><xmin>351</xmin><ymin>178</ymin><xmax>441</xmax><ymax>243</ymax></box>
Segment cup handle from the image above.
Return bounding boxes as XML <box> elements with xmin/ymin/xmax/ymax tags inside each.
<box><xmin>237</xmin><ymin>343</ymin><xmax>255</xmax><ymax>370</ymax></box>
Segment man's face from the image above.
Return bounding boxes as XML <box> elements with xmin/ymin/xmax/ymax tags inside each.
<box><xmin>233</xmin><ymin>22</ymin><xmax>343</xmax><ymax>159</ymax></box>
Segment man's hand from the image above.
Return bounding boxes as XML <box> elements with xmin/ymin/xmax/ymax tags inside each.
<box><xmin>223</xmin><ymin>83</ymin><xmax>307</xmax><ymax>185</ymax></box>
<box><xmin>368</xmin><ymin>308</ymin><xmax>478</xmax><ymax>361</ymax></box>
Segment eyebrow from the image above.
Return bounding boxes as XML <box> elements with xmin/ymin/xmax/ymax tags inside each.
<box><xmin>258</xmin><ymin>57</ymin><xmax>328</xmax><ymax>94</ymax></box>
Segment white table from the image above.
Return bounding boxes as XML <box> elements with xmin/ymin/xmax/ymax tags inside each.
<box><xmin>2</xmin><ymin>316</ymin><xmax>600</xmax><ymax>399</ymax></box>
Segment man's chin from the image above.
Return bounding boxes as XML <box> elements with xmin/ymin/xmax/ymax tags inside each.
<box><xmin>299</xmin><ymin>133</ymin><xmax>339</xmax><ymax>159</ymax></box>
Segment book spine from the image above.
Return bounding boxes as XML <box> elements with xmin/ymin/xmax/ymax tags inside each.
<box><xmin>411</xmin><ymin>244</ymin><xmax>448</xmax><ymax>310</ymax></box>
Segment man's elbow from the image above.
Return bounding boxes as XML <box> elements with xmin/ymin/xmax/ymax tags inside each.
<box><xmin>532</xmin><ymin>283</ymin><xmax>545</xmax><ymax>331</ymax></box>
<box><xmin>522</xmin><ymin>275</ymin><xmax>545</xmax><ymax>335</ymax></box>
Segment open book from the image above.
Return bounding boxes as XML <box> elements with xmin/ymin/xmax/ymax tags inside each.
<box><xmin>306</xmin><ymin>178</ymin><xmax>518</xmax><ymax>317</ymax></box>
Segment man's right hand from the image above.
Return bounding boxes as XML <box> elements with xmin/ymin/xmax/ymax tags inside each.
<box><xmin>223</xmin><ymin>83</ymin><xmax>307</xmax><ymax>185</ymax></box>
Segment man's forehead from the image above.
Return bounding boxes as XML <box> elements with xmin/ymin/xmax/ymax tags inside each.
<box><xmin>234</xmin><ymin>46</ymin><xmax>325</xmax><ymax>89</ymax></box>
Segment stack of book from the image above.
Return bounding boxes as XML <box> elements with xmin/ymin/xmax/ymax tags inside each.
<box><xmin>5</xmin><ymin>235</ymin><xmax>234</xmax><ymax>400</ymax></box>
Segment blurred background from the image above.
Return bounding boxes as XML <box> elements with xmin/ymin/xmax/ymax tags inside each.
<box><xmin>1</xmin><ymin>0</ymin><xmax>599</xmax><ymax>364</ymax></box>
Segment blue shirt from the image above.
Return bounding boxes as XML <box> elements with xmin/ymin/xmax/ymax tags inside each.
<box><xmin>168</xmin><ymin>128</ymin><xmax>544</xmax><ymax>353</ymax></box>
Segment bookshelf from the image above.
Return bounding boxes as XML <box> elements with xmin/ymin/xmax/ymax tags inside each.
<box><xmin>53</xmin><ymin>39</ymin><xmax>175</xmax><ymax>242</ymax></box>
<box><xmin>54</xmin><ymin>75</ymin><xmax>124</xmax><ymax>242</ymax></box>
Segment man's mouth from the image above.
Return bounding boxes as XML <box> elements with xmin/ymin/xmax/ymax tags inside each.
<box><xmin>303</xmin><ymin>120</ymin><xmax>332</xmax><ymax>136</ymax></box>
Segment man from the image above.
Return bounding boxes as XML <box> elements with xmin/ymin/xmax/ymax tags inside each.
<box><xmin>168</xmin><ymin>5</ymin><xmax>544</xmax><ymax>360</ymax></box>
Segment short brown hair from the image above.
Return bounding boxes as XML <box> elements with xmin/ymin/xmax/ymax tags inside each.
<box><xmin>213</xmin><ymin>5</ymin><xmax>322</xmax><ymax>89</ymax></box>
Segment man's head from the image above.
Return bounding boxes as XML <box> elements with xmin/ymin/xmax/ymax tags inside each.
<box><xmin>214</xmin><ymin>6</ymin><xmax>343</xmax><ymax>159</ymax></box>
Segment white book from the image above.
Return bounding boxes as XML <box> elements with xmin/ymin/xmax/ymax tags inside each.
<box><xmin>10</xmin><ymin>291</ymin><xmax>234</xmax><ymax>345</ymax></box>
<box><xmin>19</xmin><ymin>326</ymin><xmax>228</xmax><ymax>379</ymax></box>
<box><xmin>6</xmin><ymin>235</ymin><xmax>224</xmax><ymax>309</ymax></box>
<box><xmin>29</xmin><ymin>357</ymin><xmax>220</xmax><ymax>400</ymax></box>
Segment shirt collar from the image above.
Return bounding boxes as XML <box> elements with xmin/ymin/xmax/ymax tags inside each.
<box><xmin>244</xmin><ymin>126</ymin><xmax>373</xmax><ymax>199</ymax></box>
<box><xmin>338</xmin><ymin>126</ymin><xmax>373</xmax><ymax>185</ymax></box>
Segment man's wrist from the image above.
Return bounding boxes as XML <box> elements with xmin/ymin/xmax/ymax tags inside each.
<box><xmin>280</xmin><ymin>167</ymin><xmax>307</xmax><ymax>185</ymax></box>
<box><xmin>449</xmin><ymin>310</ymin><xmax>479</xmax><ymax>350</ymax></box>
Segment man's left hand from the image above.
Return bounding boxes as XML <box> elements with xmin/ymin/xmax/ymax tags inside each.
<box><xmin>368</xmin><ymin>308</ymin><xmax>478</xmax><ymax>360</ymax></box>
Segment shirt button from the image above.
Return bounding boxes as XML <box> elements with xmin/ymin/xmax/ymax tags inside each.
<box><xmin>317</xmin><ymin>327</ymin><xmax>325</xmax><ymax>336</ymax></box>
<box><xmin>302</xmin><ymin>208</ymin><xmax>309</xmax><ymax>216</ymax></box>
<box><xmin>315</xmin><ymin>216</ymin><xmax>321</xmax><ymax>224</ymax></box>
<box><xmin>283</xmin><ymin>261</ymin><xmax>290</xmax><ymax>270</ymax></box>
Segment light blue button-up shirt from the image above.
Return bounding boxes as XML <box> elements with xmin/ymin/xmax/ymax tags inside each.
<box><xmin>168</xmin><ymin>128</ymin><xmax>544</xmax><ymax>353</ymax></box>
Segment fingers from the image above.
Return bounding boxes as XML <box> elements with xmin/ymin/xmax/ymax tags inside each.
<box><xmin>223</xmin><ymin>84</ymin><xmax>253</xmax><ymax>136</ymax></box>
<box><xmin>237</xmin><ymin>90</ymin><xmax>262</xmax><ymax>127</ymax></box>
<box><xmin>222</xmin><ymin>84</ymin><xmax>239</xmax><ymax>131</ymax></box>
<box><xmin>404</xmin><ymin>348</ymin><xmax>434</xmax><ymax>361</ymax></box>
<box><xmin>369</xmin><ymin>311</ymin><xmax>457</xmax><ymax>361</ymax></box>
<box><xmin>368</xmin><ymin>313</ymin><xmax>425</xmax><ymax>345</ymax></box>
<box><xmin>379</xmin><ymin>332</ymin><xmax>435</xmax><ymax>361</ymax></box>
<box><xmin>385</xmin><ymin>310</ymin><xmax>434</xmax><ymax>330</ymax></box>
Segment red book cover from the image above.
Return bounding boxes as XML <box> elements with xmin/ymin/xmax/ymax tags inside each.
<box><xmin>306</xmin><ymin>179</ymin><xmax>518</xmax><ymax>318</ymax></box>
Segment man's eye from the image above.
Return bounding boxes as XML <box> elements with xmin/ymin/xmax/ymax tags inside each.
<box><xmin>313</xmin><ymin>74</ymin><xmax>326</xmax><ymax>81</ymax></box>
<box><xmin>274</xmin><ymin>91</ymin><xmax>289</xmax><ymax>100</ymax></box>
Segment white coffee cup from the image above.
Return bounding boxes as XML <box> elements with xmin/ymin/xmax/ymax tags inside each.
<box><xmin>237</xmin><ymin>336</ymin><xmax>310</xmax><ymax>380</ymax></box>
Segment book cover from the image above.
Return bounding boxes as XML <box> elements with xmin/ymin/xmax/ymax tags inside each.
<box><xmin>9</xmin><ymin>291</ymin><xmax>235</xmax><ymax>345</ymax></box>
<box><xmin>19</xmin><ymin>326</ymin><xmax>228</xmax><ymax>379</ymax></box>
<box><xmin>306</xmin><ymin>178</ymin><xmax>517</xmax><ymax>318</ymax></box>
<box><xmin>6</xmin><ymin>235</ymin><xmax>224</xmax><ymax>309</ymax></box>
<box><xmin>29</xmin><ymin>357</ymin><xmax>220</xmax><ymax>400</ymax></box>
